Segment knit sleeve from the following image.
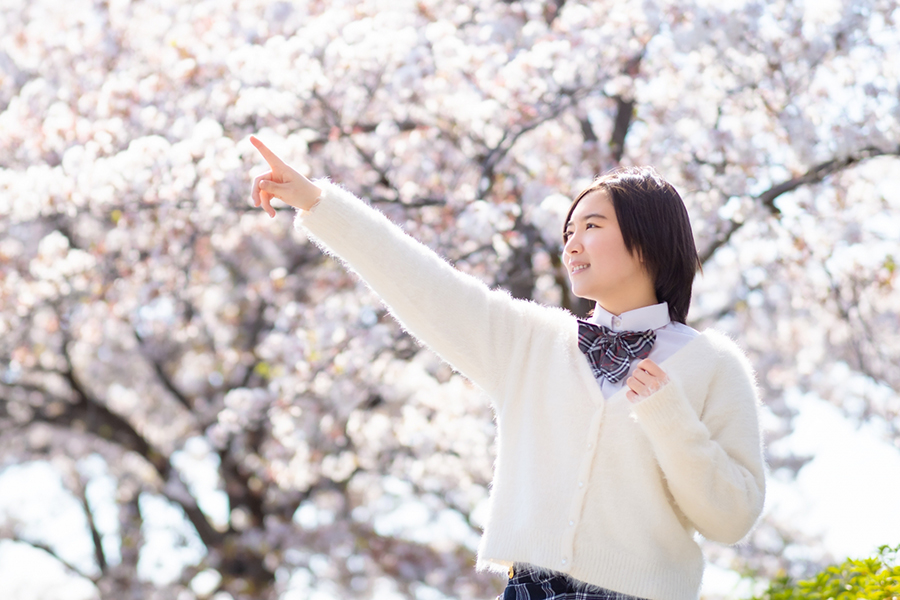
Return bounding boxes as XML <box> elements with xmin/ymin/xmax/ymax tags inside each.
<box><xmin>630</xmin><ymin>335</ymin><xmax>766</xmax><ymax>544</ymax></box>
<box><xmin>294</xmin><ymin>179</ymin><xmax>538</xmax><ymax>401</ymax></box>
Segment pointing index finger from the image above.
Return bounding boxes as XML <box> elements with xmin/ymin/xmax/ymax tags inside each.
<box><xmin>250</xmin><ymin>135</ymin><xmax>287</xmax><ymax>169</ymax></box>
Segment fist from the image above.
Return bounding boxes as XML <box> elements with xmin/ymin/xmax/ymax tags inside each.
<box><xmin>625</xmin><ymin>359</ymin><xmax>669</xmax><ymax>403</ymax></box>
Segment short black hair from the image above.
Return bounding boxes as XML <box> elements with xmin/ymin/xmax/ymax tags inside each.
<box><xmin>563</xmin><ymin>166</ymin><xmax>701</xmax><ymax>324</ymax></box>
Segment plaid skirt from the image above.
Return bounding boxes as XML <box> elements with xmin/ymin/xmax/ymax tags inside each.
<box><xmin>499</xmin><ymin>563</ymin><xmax>649</xmax><ymax>600</ymax></box>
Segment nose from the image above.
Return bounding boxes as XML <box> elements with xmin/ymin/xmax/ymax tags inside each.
<box><xmin>564</xmin><ymin>234</ymin><xmax>581</xmax><ymax>259</ymax></box>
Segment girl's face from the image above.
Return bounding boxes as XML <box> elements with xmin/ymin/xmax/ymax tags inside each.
<box><xmin>562</xmin><ymin>190</ymin><xmax>655</xmax><ymax>312</ymax></box>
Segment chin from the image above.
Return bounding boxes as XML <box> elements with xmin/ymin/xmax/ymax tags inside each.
<box><xmin>570</xmin><ymin>286</ymin><xmax>595</xmax><ymax>303</ymax></box>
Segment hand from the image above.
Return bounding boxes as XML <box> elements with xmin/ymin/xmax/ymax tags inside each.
<box><xmin>250</xmin><ymin>136</ymin><xmax>322</xmax><ymax>217</ymax></box>
<box><xmin>625</xmin><ymin>359</ymin><xmax>669</xmax><ymax>403</ymax></box>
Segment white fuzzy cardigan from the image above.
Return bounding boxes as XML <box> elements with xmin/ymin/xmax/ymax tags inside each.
<box><xmin>295</xmin><ymin>180</ymin><xmax>766</xmax><ymax>600</ymax></box>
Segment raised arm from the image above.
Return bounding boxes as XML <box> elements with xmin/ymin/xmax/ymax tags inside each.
<box><xmin>247</xmin><ymin>136</ymin><xmax>545</xmax><ymax>402</ymax></box>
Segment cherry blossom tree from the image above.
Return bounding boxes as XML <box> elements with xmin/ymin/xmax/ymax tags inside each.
<box><xmin>1</xmin><ymin>0</ymin><xmax>898</xmax><ymax>598</ymax></box>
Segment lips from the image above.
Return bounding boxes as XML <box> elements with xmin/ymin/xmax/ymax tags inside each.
<box><xmin>570</xmin><ymin>264</ymin><xmax>589</xmax><ymax>275</ymax></box>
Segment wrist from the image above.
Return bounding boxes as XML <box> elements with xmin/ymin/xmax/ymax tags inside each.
<box><xmin>306</xmin><ymin>184</ymin><xmax>322</xmax><ymax>210</ymax></box>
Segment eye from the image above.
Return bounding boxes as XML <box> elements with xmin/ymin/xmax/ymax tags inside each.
<box><xmin>563</xmin><ymin>231</ymin><xmax>572</xmax><ymax>241</ymax></box>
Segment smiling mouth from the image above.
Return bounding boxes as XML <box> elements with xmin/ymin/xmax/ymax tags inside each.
<box><xmin>570</xmin><ymin>264</ymin><xmax>589</xmax><ymax>275</ymax></box>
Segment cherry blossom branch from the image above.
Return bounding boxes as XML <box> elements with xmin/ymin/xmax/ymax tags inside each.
<box><xmin>821</xmin><ymin>263</ymin><xmax>898</xmax><ymax>398</ymax></box>
<box><xmin>543</xmin><ymin>0</ymin><xmax>568</xmax><ymax>25</ymax></box>
<box><xmin>117</xmin><ymin>493</ymin><xmax>143</xmax><ymax>575</ymax></box>
<box><xmin>216</xmin><ymin>426</ymin><xmax>267</xmax><ymax>531</ymax></box>
<box><xmin>14</xmin><ymin>327</ymin><xmax>226</xmax><ymax>551</ymax></box>
<box><xmin>699</xmin><ymin>145</ymin><xmax>900</xmax><ymax>264</ymax></box>
<box><xmin>478</xmin><ymin>92</ymin><xmax>584</xmax><ymax>197</ymax></box>
<box><xmin>2</xmin><ymin>533</ymin><xmax>96</xmax><ymax>582</ymax></box>
<box><xmin>238</xmin><ymin>299</ymin><xmax>270</xmax><ymax>389</ymax></box>
<box><xmin>133</xmin><ymin>328</ymin><xmax>194</xmax><ymax>412</ymax></box>
<box><xmin>609</xmin><ymin>96</ymin><xmax>636</xmax><ymax>164</ymax></box>
<box><xmin>609</xmin><ymin>51</ymin><xmax>646</xmax><ymax>164</ymax></box>
<box><xmin>72</xmin><ymin>472</ymin><xmax>108</xmax><ymax>575</ymax></box>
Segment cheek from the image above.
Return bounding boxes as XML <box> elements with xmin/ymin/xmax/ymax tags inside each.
<box><xmin>606</xmin><ymin>236</ymin><xmax>633</xmax><ymax>263</ymax></box>
<box><xmin>588</xmin><ymin>236</ymin><xmax>620</xmax><ymax>260</ymax></box>
<box><xmin>598</xmin><ymin>240</ymin><xmax>638</xmax><ymax>272</ymax></box>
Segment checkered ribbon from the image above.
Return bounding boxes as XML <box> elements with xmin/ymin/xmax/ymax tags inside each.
<box><xmin>577</xmin><ymin>320</ymin><xmax>656</xmax><ymax>384</ymax></box>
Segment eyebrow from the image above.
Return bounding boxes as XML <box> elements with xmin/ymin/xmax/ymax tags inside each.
<box><xmin>564</xmin><ymin>213</ymin><xmax>609</xmax><ymax>229</ymax></box>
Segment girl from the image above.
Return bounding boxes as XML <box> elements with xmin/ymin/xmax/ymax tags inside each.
<box><xmin>249</xmin><ymin>136</ymin><xmax>766</xmax><ymax>600</ymax></box>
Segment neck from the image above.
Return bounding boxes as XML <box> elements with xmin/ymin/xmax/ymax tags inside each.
<box><xmin>594</xmin><ymin>291</ymin><xmax>658</xmax><ymax>317</ymax></box>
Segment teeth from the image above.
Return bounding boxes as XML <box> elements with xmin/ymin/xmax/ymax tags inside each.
<box><xmin>572</xmin><ymin>265</ymin><xmax>588</xmax><ymax>273</ymax></box>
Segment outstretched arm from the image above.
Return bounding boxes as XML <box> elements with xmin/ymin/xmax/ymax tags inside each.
<box><xmin>246</xmin><ymin>136</ymin><xmax>549</xmax><ymax>404</ymax></box>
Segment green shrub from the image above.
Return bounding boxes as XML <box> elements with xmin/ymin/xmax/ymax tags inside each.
<box><xmin>753</xmin><ymin>545</ymin><xmax>900</xmax><ymax>600</ymax></box>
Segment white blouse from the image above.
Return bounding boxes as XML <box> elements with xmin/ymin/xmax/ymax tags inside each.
<box><xmin>589</xmin><ymin>302</ymin><xmax>699</xmax><ymax>399</ymax></box>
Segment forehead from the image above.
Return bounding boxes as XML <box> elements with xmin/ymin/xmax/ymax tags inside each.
<box><xmin>570</xmin><ymin>189</ymin><xmax>614</xmax><ymax>221</ymax></box>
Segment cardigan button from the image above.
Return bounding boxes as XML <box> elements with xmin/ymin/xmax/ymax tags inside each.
<box><xmin>561</xmin><ymin>558</ymin><xmax>568</xmax><ymax>565</ymax></box>
<box><xmin>578</xmin><ymin>481</ymin><xmax>584</xmax><ymax>488</ymax></box>
<box><xmin>569</xmin><ymin>520</ymin><xmax>574</xmax><ymax>526</ymax></box>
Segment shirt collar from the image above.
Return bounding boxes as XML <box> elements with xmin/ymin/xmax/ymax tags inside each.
<box><xmin>590</xmin><ymin>302</ymin><xmax>671</xmax><ymax>333</ymax></box>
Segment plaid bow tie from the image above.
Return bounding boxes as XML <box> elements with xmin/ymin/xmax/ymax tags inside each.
<box><xmin>577</xmin><ymin>320</ymin><xmax>657</xmax><ymax>384</ymax></box>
